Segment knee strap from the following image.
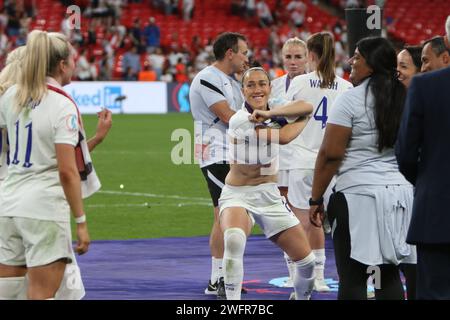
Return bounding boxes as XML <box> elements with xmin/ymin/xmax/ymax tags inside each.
<box><xmin>224</xmin><ymin>228</ymin><xmax>246</xmax><ymax>258</ymax></box>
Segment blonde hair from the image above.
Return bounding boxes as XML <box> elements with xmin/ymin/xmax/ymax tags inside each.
<box><xmin>446</xmin><ymin>15</ymin><xmax>450</xmax><ymax>42</ymax></box>
<box><xmin>282</xmin><ymin>37</ymin><xmax>307</xmax><ymax>54</ymax></box>
<box><xmin>0</xmin><ymin>46</ymin><xmax>26</xmax><ymax>95</ymax></box>
<box><xmin>307</xmin><ymin>32</ymin><xmax>336</xmax><ymax>89</ymax></box>
<box><xmin>16</xmin><ymin>30</ymin><xmax>71</xmax><ymax>109</ymax></box>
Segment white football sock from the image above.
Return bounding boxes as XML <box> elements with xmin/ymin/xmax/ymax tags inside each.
<box><xmin>283</xmin><ymin>251</ymin><xmax>295</xmax><ymax>282</ymax></box>
<box><xmin>223</xmin><ymin>228</ymin><xmax>246</xmax><ymax>300</ymax></box>
<box><xmin>0</xmin><ymin>277</ymin><xmax>26</xmax><ymax>300</ymax></box>
<box><xmin>293</xmin><ymin>252</ymin><xmax>316</xmax><ymax>300</ymax></box>
<box><xmin>312</xmin><ymin>249</ymin><xmax>326</xmax><ymax>280</ymax></box>
<box><xmin>211</xmin><ymin>257</ymin><xmax>223</xmax><ymax>284</ymax></box>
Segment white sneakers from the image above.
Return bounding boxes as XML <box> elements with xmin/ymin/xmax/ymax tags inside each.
<box><xmin>284</xmin><ymin>277</ymin><xmax>331</xmax><ymax>292</ymax></box>
<box><xmin>283</xmin><ymin>278</ymin><xmax>294</xmax><ymax>288</ymax></box>
<box><xmin>313</xmin><ymin>278</ymin><xmax>331</xmax><ymax>292</ymax></box>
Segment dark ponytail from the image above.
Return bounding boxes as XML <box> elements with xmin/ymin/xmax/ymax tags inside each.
<box><xmin>356</xmin><ymin>37</ymin><xmax>406</xmax><ymax>152</ymax></box>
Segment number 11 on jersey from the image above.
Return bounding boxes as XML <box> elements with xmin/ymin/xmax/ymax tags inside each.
<box><xmin>11</xmin><ymin>120</ymin><xmax>33</xmax><ymax>168</ymax></box>
<box><xmin>313</xmin><ymin>96</ymin><xmax>328</xmax><ymax>129</ymax></box>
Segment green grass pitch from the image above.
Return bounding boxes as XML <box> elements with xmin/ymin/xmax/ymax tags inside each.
<box><xmin>79</xmin><ymin>113</ymin><xmax>262</xmax><ymax>240</ymax></box>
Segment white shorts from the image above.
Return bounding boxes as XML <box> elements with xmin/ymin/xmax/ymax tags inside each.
<box><xmin>20</xmin><ymin>254</ymin><xmax>86</xmax><ymax>300</ymax></box>
<box><xmin>55</xmin><ymin>254</ymin><xmax>86</xmax><ymax>300</ymax></box>
<box><xmin>0</xmin><ymin>217</ymin><xmax>73</xmax><ymax>268</ymax></box>
<box><xmin>277</xmin><ymin>170</ymin><xmax>289</xmax><ymax>188</ymax></box>
<box><xmin>287</xmin><ymin>169</ymin><xmax>335</xmax><ymax>210</ymax></box>
<box><xmin>218</xmin><ymin>183</ymin><xmax>300</xmax><ymax>238</ymax></box>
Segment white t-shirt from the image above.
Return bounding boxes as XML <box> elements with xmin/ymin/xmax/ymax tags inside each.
<box><xmin>285</xmin><ymin>71</ymin><xmax>353</xmax><ymax>169</ymax></box>
<box><xmin>228</xmin><ymin>108</ymin><xmax>279</xmax><ymax>167</ymax></box>
<box><xmin>190</xmin><ymin>65</ymin><xmax>243</xmax><ymax>168</ymax></box>
<box><xmin>327</xmin><ymin>78</ymin><xmax>410</xmax><ymax>191</ymax></box>
<box><xmin>0</xmin><ymin>84</ymin><xmax>79</xmax><ymax>222</ymax></box>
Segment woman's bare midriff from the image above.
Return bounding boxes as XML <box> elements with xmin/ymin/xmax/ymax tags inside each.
<box><xmin>225</xmin><ymin>163</ymin><xmax>277</xmax><ymax>186</ymax></box>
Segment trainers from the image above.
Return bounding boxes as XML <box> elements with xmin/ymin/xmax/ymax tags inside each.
<box><xmin>314</xmin><ymin>278</ymin><xmax>331</xmax><ymax>292</ymax></box>
<box><xmin>204</xmin><ymin>280</ymin><xmax>218</xmax><ymax>295</ymax></box>
<box><xmin>283</xmin><ymin>278</ymin><xmax>294</xmax><ymax>288</ymax></box>
<box><xmin>217</xmin><ymin>277</ymin><xmax>226</xmax><ymax>300</ymax></box>
<box><xmin>290</xmin><ymin>291</ymin><xmax>313</xmax><ymax>300</ymax></box>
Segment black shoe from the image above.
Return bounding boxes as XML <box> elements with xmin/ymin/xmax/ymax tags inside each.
<box><xmin>204</xmin><ymin>280</ymin><xmax>218</xmax><ymax>295</ymax></box>
<box><xmin>217</xmin><ymin>277</ymin><xmax>226</xmax><ymax>300</ymax></box>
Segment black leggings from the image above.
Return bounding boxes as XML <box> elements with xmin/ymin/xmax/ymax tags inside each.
<box><xmin>327</xmin><ymin>192</ymin><xmax>411</xmax><ymax>300</ymax></box>
<box><xmin>399</xmin><ymin>263</ymin><xmax>417</xmax><ymax>300</ymax></box>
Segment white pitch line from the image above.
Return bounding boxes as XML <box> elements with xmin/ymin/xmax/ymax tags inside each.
<box><xmin>87</xmin><ymin>202</ymin><xmax>211</xmax><ymax>208</ymax></box>
<box><xmin>93</xmin><ymin>150</ymin><xmax>165</xmax><ymax>155</ymax></box>
<box><xmin>99</xmin><ymin>190</ymin><xmax>210</xmax><ymax>202</ymax></box>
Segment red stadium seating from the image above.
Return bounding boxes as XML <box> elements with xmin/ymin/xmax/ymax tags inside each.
<box><xmin>384</xmin><ymin>0</ymin><xmax>450</xmax><ymax>45</ymax></box>
<box><xmin>26</xmin><ymin>0</ymin><xmax>449</xmax><ymax>79</ymax></box>
<box><xmin>29</xmin><ymin>0</ymin><xmax>338</xmax><ymax>51</ymax></box>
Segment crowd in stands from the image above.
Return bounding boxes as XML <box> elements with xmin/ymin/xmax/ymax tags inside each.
<box><xmin>0</xmin><ymin>0</ymin><xmax>420</xmax><ymax>83</ymax></box>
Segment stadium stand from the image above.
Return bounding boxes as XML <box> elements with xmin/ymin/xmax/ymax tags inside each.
<box><xmin>1</xmin><ymin>0</ymin><xmax>448</xmax><ymax>81</ymax></box>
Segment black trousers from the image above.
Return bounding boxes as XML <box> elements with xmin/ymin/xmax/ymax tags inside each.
<box><xmin>327</xmin><ymin>192</ymin><xmax>411</xmax><ymax>300</ymax></box>
<box><xmin>416</xmin><ymin>243</ymin><xmax>450</xmax><ymax>299</ymax></box>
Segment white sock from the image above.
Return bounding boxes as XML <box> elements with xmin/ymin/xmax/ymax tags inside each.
<box><xmin>293</xmin><ymin>252</ymin><xmax>316</xmax><ymax>300</ymax></box>
<box><xmin>312</xmin><ymin>249</ymin><xmax>326</xmax><ymax>280</ymax></box>
<box><xmin>283</xmin><ymin>251</ymin><xmax>295</xmax><ymax>282</ymax></box>
<box><xmin>211</xmin><ymin>257</ymin><xmax>223</xmax><ymax>284</ymax></box>
<box><xmin>223</xmin><ymin>228</ymin><xmax>246</xmax><ymax>300</ymax></box>
<box><xmin>0</xmin><ymin>277</ymin><xmax>26</xmax><ymax>300</ymax></box>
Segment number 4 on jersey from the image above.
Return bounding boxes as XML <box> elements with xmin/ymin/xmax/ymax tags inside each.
<box><xmin>313</xmin><ymin>96</ymin><xmax>328</xmax><ymax>129</ymax></box>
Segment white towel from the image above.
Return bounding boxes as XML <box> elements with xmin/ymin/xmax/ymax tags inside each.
<box><xmin>48</xmin><ymin>85</ymin><xmax>101</xmax><ymax>198</ymax></box>
<box><xmin>75</xmin><ymin>127</ymin><xmax>101</xmax><ymax>198</ymax></box>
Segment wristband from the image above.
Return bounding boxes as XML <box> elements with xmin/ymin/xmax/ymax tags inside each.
<box><xmin>75</xmin><ymin>215</ymin><xmax>86</xmax><ymax>224</ymax></box>
<box><xmin>309</xmin><ymin>197</ymin><xmax>324</xmax><ymax>206</ymax></box>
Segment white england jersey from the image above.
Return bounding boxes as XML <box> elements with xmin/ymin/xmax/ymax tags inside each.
<box><xmin>228</xmin><ymin>108</ymin><xmax>279</xmax><ymax>167</ymax></box>
<box><xmin>269</xmin><ymin>74</ymin><xmax>299</xmax><ymax>170</ymax></box>
<box><xmin>0</xmin><ymin>84</ymin><xmax>79</xmax><ymax>222</ymax></box>
<box><xmin>285</xmin><ymin>71</ymin><xmax>353</xmax><ymax>169</ymax></box>
<box><xmin>190</xmin><ymin>65</ymin><xmax>243</xmax><ymax>168</ymax></box>
<box><xmin>0</xmin><ymin>128</ymin><xmax>7</xmax><ymax>182</ymax></box>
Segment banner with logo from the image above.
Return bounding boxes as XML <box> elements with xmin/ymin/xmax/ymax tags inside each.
<box><xmin>167</xmin><ymin>82</ymin><xmax>191</xmax><ymax>113</ymax></box>
<box><xmin>65</xmin><ymin>81</ymin><xmax>168</xmax><ymax>114</ymax></box>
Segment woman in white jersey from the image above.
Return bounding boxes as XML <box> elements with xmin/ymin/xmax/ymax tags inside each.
<box><xmin>219</xmin><ymin>67</ymin><xmax>316</xmax><ymax>300</ymax></box>
<box><xmin>0</xmin><ymin>47</ymin><xmax>25</xmax><ymax>187</ymax></box>
<box><xmin>280</xmin><ymin>32</ymin><xmax>352</xmax><ymax>292</ymax></box>
<box><xmin>0</xmin><ymin>31</ymin><xmax>109</xmax><ymax>300</ymax></box>
<box><xmin>269</xmin><ymin>37</ymin><xmax>307</xmax><ymax>197</ymax></box>
<box><xmin>266</xmin><ymin>37</ymin><xmax>308</xmax><ymax>288</ymax></box>
<box><xmin>309</xmin><ymin>37</ymin><xmax>416</xmax><ymax>299</ymax></box>
<box><xmin>0</xmin><ymin>45</ymin><xmax>111</xmax><ymax>300</ymax></box>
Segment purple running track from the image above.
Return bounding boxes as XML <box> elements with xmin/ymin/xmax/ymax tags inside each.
<box><xmin>77</xmin><ymin>235</ymin><xmax>339</xmax><ymax>300</ymax></box>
